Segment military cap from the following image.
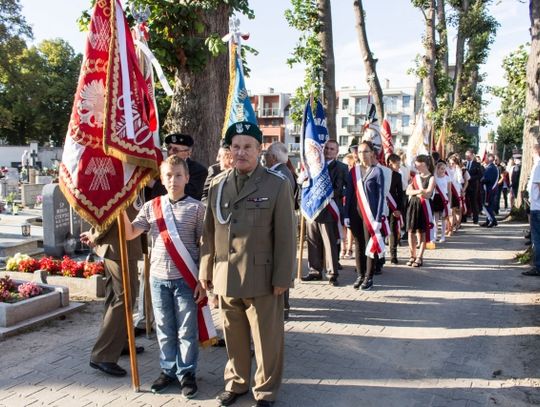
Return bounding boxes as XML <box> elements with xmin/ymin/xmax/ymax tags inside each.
<box><xmin>164</xmin><ymin>133</ymin><xmax>194</xmax><ymax>147</ymax></box>
<box><xmin>224</xmin><ymin>121</ymin><xmax>262</xmax><ymax>146</ymax></box>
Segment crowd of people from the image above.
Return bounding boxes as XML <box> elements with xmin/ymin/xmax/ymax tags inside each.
<box><xmin>80</xmin><ymin>120</ymin><xmax>537</xmax><ymax>407</ymax></box>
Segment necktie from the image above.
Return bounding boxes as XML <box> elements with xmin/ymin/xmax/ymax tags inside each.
<box><xmin>236</xmin><ymin>174</ymin><xmax>248</xmax><ymax>193</ymax></box>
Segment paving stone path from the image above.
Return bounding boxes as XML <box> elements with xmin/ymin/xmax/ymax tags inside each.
<box><xmin>0</xmin><ymin>219</ymin><xmax>539</xmax><ymax>407</ymax></box>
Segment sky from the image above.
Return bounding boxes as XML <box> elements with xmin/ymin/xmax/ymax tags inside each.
<box><xmin>19</xmin><ymin>0</ymin><xmax>530</xmax><ymax>140</ymax></box>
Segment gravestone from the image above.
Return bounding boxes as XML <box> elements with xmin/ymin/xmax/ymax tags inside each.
<box><xmin>70</xmin><ymin>206</ymin><xmax>91</xmax><ymax>252</ymax></box>
<box><xmin>42</xmin><ymin>184</ymin><xmax>72</xmax><ymax>257</ymax></box>
<box><xmin>1</xmin><ymin>168</ymin><xmax>19</xmax><ymax>199</ymax></box>
<box><xmin>21</xmin><ymin>184</ymin><xmax>44</xmax><ymax>207</ymax></box>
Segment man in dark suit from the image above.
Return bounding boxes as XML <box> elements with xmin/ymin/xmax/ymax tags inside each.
<box><xmin>302</xmin><ymin>139</ymin><xmax>348</xmax><ymax>286</ymax></box>
<box><xmin>464</xmin><ymin>149</ymin><xmax>483</xmax><ymax>224</ymax></box>
<box><xmin>149</xmin><ymin>133</ymin><xmax>208</xmax><ymax>201</ymax></box>
<box><xmin>202</xmin><ymin>145</ymin><xmax>233</xmax><ymax>203</ymax></box>
<box><xmin>481</xmin><ymin>154</ymin><xmax>499</xmax><ymax>227</ymax></box>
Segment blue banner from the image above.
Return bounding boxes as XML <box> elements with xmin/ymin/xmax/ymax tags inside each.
<box><xmin>223</xmin><ymin>46</ymin><xmax>257</xmax><ymax>136</ymax></box>
<box><xmin>300</xmin><ymin>100</ymin><xmax>333</xmax><ymax>221</ymax></box>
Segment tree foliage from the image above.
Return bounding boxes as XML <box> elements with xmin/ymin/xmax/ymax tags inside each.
<box><xmin>491</xmin><ymin>43</ymin><xmax>528</xmax><ymax>150</ymax></box>
<box><xmin>0</xmin><ymin>39</ymin><xmax>82</xmax><ymax>146</ymax></box>
<box><xmin>410</xmin><ymin>0</ymin><xmax>498</xmax><ymax>149</ymax></box>
<box><xmin>285</xmin><ymin>0</ymin><xmax>323</xmax><ymax>125</ymax></box>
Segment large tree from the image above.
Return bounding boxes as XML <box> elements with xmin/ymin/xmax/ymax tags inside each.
<box><xmin>517</xmin><ymin>0</ymin><xmax>540</xmax><ymax>208</ymax></box>
<box><xmin>285</xmin><ymin>0</ymin><xmax>337</xmax><ymax>139</ymax></box>
<box><xmin>353</xmin><ymin>0</ymin><xmax>384</xmax><ymax>125</ymax></box>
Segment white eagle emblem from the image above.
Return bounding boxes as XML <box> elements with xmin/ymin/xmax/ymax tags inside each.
<box><xmin>78</xmin><ymin>80</ymin><xmax>106</xmax><ymax>129</ymax></box>
<box><xmin>236</xmin><ymin>123</ymin><xmax>244</xmax><ymax>133</ymax></box>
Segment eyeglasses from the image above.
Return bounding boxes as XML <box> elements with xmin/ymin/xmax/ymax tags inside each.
<box><xmin>167</xmin><ymin>146</ymin><xmax>190</xmax><ymax>154</ymax></box>
<box><xmin>358</xmin><ymin>150</ymin><xmax>372</xmax><ymax>154</ymax></box>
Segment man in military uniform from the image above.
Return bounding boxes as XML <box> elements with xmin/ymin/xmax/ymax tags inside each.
<box><xmin>200</xmin><ymin>122</ymin><xmax>296</xmax><ymax>407</ymax></box>
<box><xmin>80</xmin><ymin>202</ymin><xmax>144</xmax><ymax>377</ymax></box>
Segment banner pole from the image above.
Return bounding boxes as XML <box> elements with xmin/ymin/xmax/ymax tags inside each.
<box><xmin>143</xmin><ymin>252</ymin><xmax>152</xmax><ymax>337</ymax></box>
<box><xmin>117</xmin><ymin>215</ymin><xmax>140</xmax><ymax>391</ymax></box>
<box><xmin>296</xmin><ymin>215</ymin><xmax>305</xmax><ymax>280</ymax></box>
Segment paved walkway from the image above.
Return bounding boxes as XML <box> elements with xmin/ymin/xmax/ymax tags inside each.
<box><xmin>0</xmin><ymin>218</ymin><xmax>539</xmax><ymax>406</ymax></box>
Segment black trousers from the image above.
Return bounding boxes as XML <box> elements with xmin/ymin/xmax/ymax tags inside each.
<box><xmin>350</xmin><ymin>210</ymin><xmax>375</xmax><ymax>281</ymax></box>
<box><xmin>465</xmin><ymin>183</ymin><xmax>480</xmax><ymax>222</ymax></box>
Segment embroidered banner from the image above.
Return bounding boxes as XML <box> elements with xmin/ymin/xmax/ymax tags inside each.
<box><xmin>59</xmin><ymin>0</ymin><xmax>160</xmax><ymax>231</ymax></box>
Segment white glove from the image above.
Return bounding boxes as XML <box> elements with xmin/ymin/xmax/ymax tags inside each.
<box><xmin>344</xmin><ymin>218</ymin><xmax>350</xmax><ymax>228</ymax></box>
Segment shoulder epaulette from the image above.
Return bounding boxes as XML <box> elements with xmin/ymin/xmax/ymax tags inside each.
<box><xmin>266</xmin><ymin>168</ymin><xmax>286</xmax><ymax>180</ymax></box>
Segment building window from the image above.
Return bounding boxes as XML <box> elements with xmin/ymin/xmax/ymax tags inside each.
<box><xmin>388</xmin><ymin>116</ymin><xmax>397</xmax><ymax>130</ymax></box>
<box><xmin>384</xmin><ymin>96</ymin><xmax>397</xmax><ymax>113</ymax></box>
<box><xmin>402</xmin><ymin>95</ymin><xmax>410</xmax><ymax>108</ymax></box>
<box><xmin>355</xmin><ymin>98</ymin><xmax>367</xmax><ymax>115</ymax></box>
<box><xmin>402</xmin><ymin>115</ymin><xmax>410</xmax><ymax>127</ymax></box>
<box><xmin>339</xmin><ymin>136</ymin><xmax>348</xmax><ymax>146</ymax></box>
<box><xmin>342</xmin><ymin>98</ymin><xmax>349</xmax><ymax>110</ymax></box>
<box><xmin>341</xmin><ymin>117</ymin><xmax>349</xmax><ymax>128</ymax></box>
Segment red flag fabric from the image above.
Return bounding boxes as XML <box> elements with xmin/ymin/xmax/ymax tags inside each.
<box><xmin>59</xmin><ymin>0</ymin><xmax>160</xmax><ymax>232</ymax></box>
<box><xmin>380</xmin><ymin>118</ymin><xmax>394</xmax><ymax>157</ymax></box>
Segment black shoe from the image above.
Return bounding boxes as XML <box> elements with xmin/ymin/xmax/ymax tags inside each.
<box><xmin>473</xmin><ymin>219</ymin><xmax>479</xmax><ymax>224</ymax></box>
<box><xmin>181</xmin><ymin>372</ymin><xmax>198</xmax><ymax>399</ymax></box>
<box><xmin>217</xmin><ymin>390</ymin><xmax>249</xmax><ymax>406</ymax></box>
<box><xmin>337</xmin><ymin>262</ymin><xmax>343</xmax><ymax>270</ymax></box>
<box><xmin>374</xmin><ymin>268</ymin><xmax>382</xmax><ymax>275</ymax></box>
<box><xmin>151</xmin><ymin>372</ymin><xmax>177</xmax><ymax>393</ymax></box>
<box><xmin>329</xmin><ymin>276</ymin><xmax>339</xmax><ymax>286</ymax></box>
<box><xmin>212</xmin><ymin>338</ymin><xmax>226</xmax><ymax>347</ymax></box>
<box><xmin>522</xmin><ymin>269</ymin><xmax>540</xmax><ymax>276</ymax></box>
<box><xmin>89</xmin><ymin>361</ymin><xmax>126</xmax><ymax>377</ymax></box>
<box><xmin>390</xmin><ymin>257</ymin><xmax>398</xmax><ymax>264</ymax></box>
<box><xmin>480</xmin><ymin>222</ymin><xmax>489</xmax><ymax>227</ymax></box>
<box><xmin>487</xmin><ymin>222</ymin><xmax>497</xmax><ymax>228</ymax></box>
<box><xmin>353</xmin><ymin>276</ymin><xmax>364</xmax><ymax>289</ymax></box>
<box><xmin>360</xmin><ymin>279</ymin><xmax>373</xmax><ymax>291</ymax></box>
<box><xmin>253</xmin><ymin>401</ymin><xmax>274</xmax><ymax>407</ymax></box>
<box><xmin>301</xmin><ymin>272</ymin><xmax>322</xmax><ymax>281</ymax></box>
<box><xmin>120</xmin><ymin>346</ymin><xmax>144</xmax><ymax>356</ymax></box>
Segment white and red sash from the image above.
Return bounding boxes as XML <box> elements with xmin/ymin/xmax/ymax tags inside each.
<box><xmin>153</xmin><ymin>196</ymin><xmax>217</xmax><ymax>346</ymax></box>
<box><xmin>387</xmin><ymin>194</ymin><xmax>403</xmax><ymax>236</ymax></box>
<box><xmin>412</xmin><ymin>175</ymin><xmax>435</xmax><ymax>242</ymax></box>
<box><xmin>327</xmin><ymin>199</ymin><xmax>344</xmax><ymax>240</ymax></box>
<box><xmin>351</xmin><ymin>165</ymin><xmax>385</xmax><ymax>258</ymax></box>
<box><xmin>434</xmin><ymin>182</ymin><xmax>450</xmax><ymax>218</ymax></box>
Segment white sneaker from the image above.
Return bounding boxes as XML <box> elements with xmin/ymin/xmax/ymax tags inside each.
<box><xmin>439</xmin><ymin>237</ymin><xmax>446</xmax><ymax>243</ymax></box>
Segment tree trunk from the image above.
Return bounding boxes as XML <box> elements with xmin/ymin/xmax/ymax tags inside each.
<box><xmin>436</xmin><ymin>0</ymin><xmax>449</xmax><ymax>76</ymax></box>
<box><xmin>318</xmin><ymin>0</ymin><xmax>337</xmax><ymax>140</ymax></box>
<box><xmin>353</xmin><ymin>0</ymin><xmax>384</xmax><ymax>122</ymax></box>
<box><xmin>164</xmin><ymin>6</ymin><xmax>229</xmax><ymax>167</ymax></box>
<box><xmin>517</xmin><ymin>0</ymin><xmax>540</xmax><ymax>208</ymax></box>
<box><xmin>453</xmin><ymin>0</ymin><xmax>470</xmax><ymax>110</ymax></box>
<box><xmin>423</xmin><ymin>1</ymin><xmax>437</xmax><ymax>114</ymax></box>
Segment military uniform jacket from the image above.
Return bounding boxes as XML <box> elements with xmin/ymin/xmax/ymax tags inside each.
<box><xmin>200</xmin><ymin>164</ymin><xmax>296</xmax><ymax>298</ymax></box>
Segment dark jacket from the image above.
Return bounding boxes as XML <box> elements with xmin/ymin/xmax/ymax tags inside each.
<box><xmin>345</xmin><ymin>165</ymin><xmax>385</xmax><ymax>223</ymax></box>
<box><xmin>202</xmin><ymin>163</ymin><xmax>222</xmax><ymax>203</ymax></box>
<box><xmin>389</xmin><ymin>170</ymin><xmax>404</xmax><ymax>212</ymax></box>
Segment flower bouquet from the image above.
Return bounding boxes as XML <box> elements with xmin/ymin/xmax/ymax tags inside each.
<box><xmin>0</xmin><ymin>276</ymin><xmax>43</xmax><ymax>303</ymax></box>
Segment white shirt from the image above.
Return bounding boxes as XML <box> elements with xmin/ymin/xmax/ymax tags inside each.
<box><xmin>528</xmin><ymin>157</ymin><xmax>540</xmax><ymax>211</ymax></box>
<box><xmin>435</xmin><ymin>174</ymin><xmax>451</xmax><ymax>195</ymax></box>
<box><xmin>399</xmin><ymin>165</ymin><xmax>410</xmax><ymax>191</ymax></box>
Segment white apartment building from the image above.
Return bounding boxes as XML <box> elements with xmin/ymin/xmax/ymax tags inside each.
<box><xmin>336</xmin><ymin>82</ymin><xmax>418</xmax><ymax>155</ymax></box>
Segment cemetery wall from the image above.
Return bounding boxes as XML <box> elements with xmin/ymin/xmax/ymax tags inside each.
<box><xmin>0</xmin><ymin>146</ymin><xmax>63</xmax><ymax>169</ymax></box>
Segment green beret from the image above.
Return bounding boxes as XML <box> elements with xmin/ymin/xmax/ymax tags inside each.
<box><xmin>224</xmin><ymin>121</ymin><xmax>262</xmax><ymax>146</ymax></box>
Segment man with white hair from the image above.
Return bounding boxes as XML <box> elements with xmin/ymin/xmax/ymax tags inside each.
<box><xmin>263</xmin><ymin>142</ymin><xmax>296</xmax><ymax>190</ymax></box>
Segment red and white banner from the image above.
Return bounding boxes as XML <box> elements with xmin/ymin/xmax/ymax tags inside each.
<box><xmin>351</xmin><ymin>166</ymin><xmax>385</xmax><ymax>258</ymax></box>
<box><xmin>412</xmin><ymin>175</ymin><xmax>435</xmax><ymax>242</ymax></box>
<box><xmin>327</xmin><ymin>199</ymin><xmax>344</xmax><ymax>240</ymax></box>
<box><xmin>59</xmin><ymin>0</ymin><xmax>161</xmax><ymax>231</ymax></box>
<box><xmin>153</xmin><ymin>196</ymin><xmax>217</xmax><ymax>346</ymax></box>
<box><xmin>381</xmin><ymin>118</ymin><xmax>394</xmax><ymax>157</ymax></box>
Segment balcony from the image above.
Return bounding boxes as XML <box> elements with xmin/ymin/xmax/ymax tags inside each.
<box><xmin>259</xmin><ymin>108</ymin><xmax>282</xmax><ymax>117</ymax></box>
<box><xmin>347</xmin><ymin>125</ymin><xmax>364</xmax><ymax>134</ymax></box>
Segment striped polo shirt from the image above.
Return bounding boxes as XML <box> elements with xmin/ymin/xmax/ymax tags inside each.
<box><xmin>132</xmin><ymin>195</ymin><xmax>205</xmax><ymax>280</ymax></box>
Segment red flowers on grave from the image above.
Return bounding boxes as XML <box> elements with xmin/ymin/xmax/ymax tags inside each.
<box><xmin>17</xmin><ymin>258</ymin><xmax>40</xmax><ymax>273</ymax></box>
<box><xmin>60</xmin><ymin>256</ymin><xmax>85</xmax><ymax>278</ymax></box>
<box><xmin>83</xmin><ymin>261</ymin><xmax>104</xmax><ymax>278</ymax></box>
<box><xmin>38</xmin><ymin>256</ymin><xmax>61</xmax><ymax>274</ymax></box>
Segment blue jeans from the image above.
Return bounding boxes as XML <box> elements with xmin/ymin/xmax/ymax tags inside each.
<box><xmin>150</xmin><ymin>277</ymin><xmax>198</xmax><ymax>380</ymax></box>
<box><xmin>531</xmin><ymin>210</ymin><xmax>540</xmax><ymax>271</ymax></box>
